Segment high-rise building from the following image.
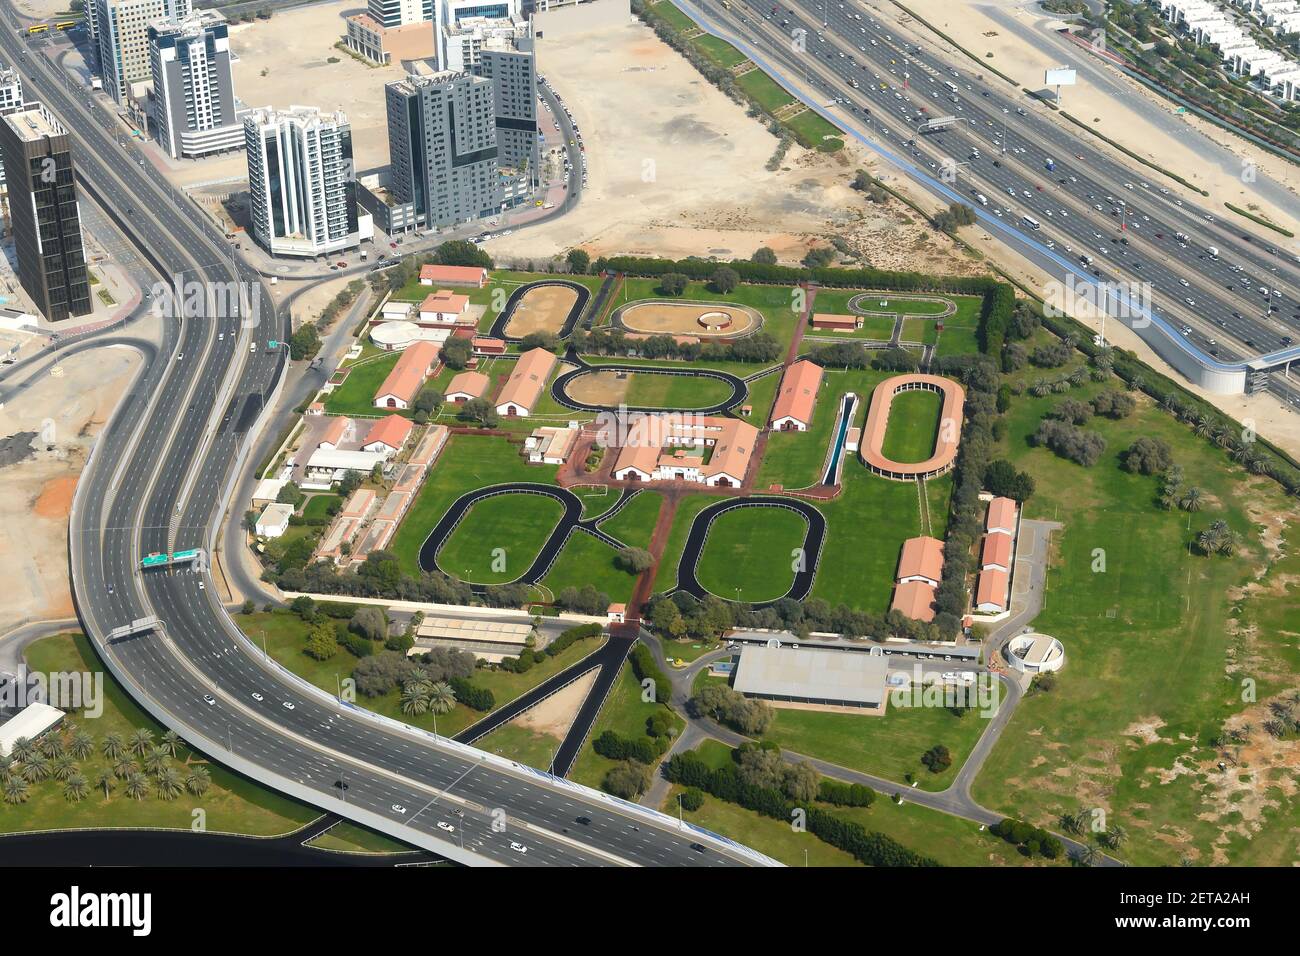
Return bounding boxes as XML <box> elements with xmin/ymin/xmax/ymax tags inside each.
<box><xmin>148</xmin><ymin>10</ymin><xmax>241</xmax><ymax>159</ymax></box>
<box><xmin>94</xmin><ymin>0</ymin><xmax>192</xmax><ymax>104</ymax></box>
<box><xmin>244</xmin><ymin>106</ymin><xmax>361</xmax><ymax>258</ymax></box>
<box><xmin>0</xmin><ymin>65</ymin><xmax>22</xmax><ymax>112</ymax></box>
<box><xmin>438</xmin><ymin>13</ymin><xmax>529</xmax><ymax>71</ymax></box>
<box><xmin>385</xmin><ymin>71</ymin><xmax>503</xmax><ymax>229</ymax></box>
<box><xmin>0</xmin><ymin>104</ymin><xmax>92</xmax><ymax>321</ymax></box>
<box><xmin>434</xmin><ymin>0</ymin><xmax>519</xmax><ymax>66</ymax></box>
<box><xmin>474</xmin><ymin>34</ymin><xmax>539</xmax><ymax>188</ymax></box>
<box><xmin>367</xmin><ymin>0</ymin><xmax>434</xmax><ymax>28</ymax></box>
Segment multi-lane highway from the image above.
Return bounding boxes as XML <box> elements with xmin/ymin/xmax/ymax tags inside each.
<box><xmin>0</xmin><ymin>17</ymin><xmax>775</xmax><ymax>866</ymax></box>
<box><xmin>676</xmin><ymin>0</ymin><xmax>1300</xmax><ymax>400</ymax></box>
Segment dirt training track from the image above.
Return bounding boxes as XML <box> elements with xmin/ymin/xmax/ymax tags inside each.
<box><xmin>614</xmin><ymin>298</ymin><xmax>762</xmax><ymax>338</ymax></box>
<box><xmin>489</xmin><ymin>279</ymin><xmax>590</xmax><ymax>342</ymax></box>
<box><xmin>551</xmin><ymin>352</ymin><xmax>748</xmax><ymax>414</ymax></box>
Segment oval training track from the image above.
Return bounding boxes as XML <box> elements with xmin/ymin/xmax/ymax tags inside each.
<box><xmin>674</xmin><ymin>497</ymin><xmax>826</xmax><ymax>606</ymax></box>
<box><xmin>487</xmin><ymin>279</ymin><xmax>590</xmax><ymax>342</ymax></box>
<box><xmin>551</xmin><ymin>359</ymin><xmax>747</xmax><ymax>414</ymax></box>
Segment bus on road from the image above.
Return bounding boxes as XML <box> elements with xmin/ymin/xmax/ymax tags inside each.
<box><xmin>1022</xmin><ymin>215</ymin><xmax>1041</xmax><ymax>231</ymax></box>
<box><xmin>27</xmin><ymin>24</ymin><xmax>50</xmax><ymax>34</ymax></box>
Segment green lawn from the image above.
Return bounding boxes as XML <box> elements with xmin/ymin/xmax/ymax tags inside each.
<box><xmin>597</xmin><ymin>490</ymin><xmax>663</xmax><ymax>549</ymax></box>
<box><xmin>784</xmin><ymin>109</ymin><xmax>845</xmax><ymax>151</ymax></box>
<box><xmin>437</xmin><ymin>491</ymin><xmax>564</xmax><ymax>584</ymax></box>
<box><xmin>693</xmin><ymin>33</ymin><xmax>748</xmax><ymax>69</ymax></box>
<box><xmin>568</xmin><ymin>662</ymin><xmax>684</xmax><ymax>790</ymax></box>
<box><xmin>622</xmin><ymin>370</ymin><xmax>737</xmax><ymax>409</ymax></box>
<box><xmin>971</xmin><ymin>376</ymin><xmax>1300</xmax><ymax>865</ymax></box>
<box><xmin>5</xmin><ymin>633</ymin><xmax>318</xmax><ymax>836</ymax></box>
<box><xmin>653</xmin><ymin>495</ymin><xmax>716</xmax><ymax>592</ymax></box>
<box><xmin>879</xmin><ymin>389</ymin><xmax>942</xmax><ymax>465</ymax></box>
<box><xmin>477</xmin><ymin>722</ymin><xmax>565</xmax><ymax>773</ymax></box>
<box><xmin>540</xmin><ymin>531</ymin><xmax>640</xmax><ymax>603</ymax></box>
<box><xmin>736</xmin><ymin>67</ymin><xmax>795</xmax><ymax>112</ymax></box>
<box><xmin>301</xmin><ymin>493</ymin><xmax>339</xmax><ymax>522</ymax></box>
<box><xmin>388</xmin><ymin>435</ymin><xmax>555</xmax><ymax>575</ymax></box>
<box><xmin>901</xmin><ymin>317</ymin><xmax>939</xmax><ymax>345</ymax></box>
<box><xmin>306</xmin><ymin>821</ymin><xmax>417</xmax><ymax>854</ymax></box>
<box><xmin>324</xmin><ymin>353</ymin><xmax>400</xmax><ymax>418</ymax></box>
<box><xmin>694</xmin><ymin>504</ymin><xmax>807</xmax><ymax>602</ymax></box>
<box><xmin>759</xmin><ymin>700</ymin><xmax>993</xmax><ymax>791</ymax></box>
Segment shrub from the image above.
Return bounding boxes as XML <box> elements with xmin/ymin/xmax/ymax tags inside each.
<box><xmin>1121</xmin><ymin>436</ymin><xmax>1173</xmax><ymax>475</ymax></box>
<box><xmin>680</xmin><ymin>788</ymin><xmax>705</xmax><ymax>812</ymax></box>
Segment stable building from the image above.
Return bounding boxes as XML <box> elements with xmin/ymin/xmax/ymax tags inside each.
<box><xmin>419</xmin><ymin>263</ymin><xmax>487</xmax><ymax>287</ymax></box>
<box><xmin>418</xmin><ymin>288</ymin><xmax>470</xmax><ymax>324</ymax></box>
<box><xmin>361</xmin><ymin>414</ymin><xmax>414</xmax><ymax>457</ymax></box>
<box><xmin>611</xmin><ymin>415</ymin><xmax>758</xmax><ymax>488</ymax></box>
<box><xmin>895</xmin><ymin>535</ymin><xmax>944</xmax><ymax>587</ymax></box>
<box><xmin>974</xmin><ymin>568</ymin><xmax>1010</xmax><ymax>613</ymax></box>
<box><xmin>810</xmin><ymin>312</ymin><xmax>863</xmax><ymax>332</ymax></box>
<box><xmin>372</xmin><ymin>340</ymin><xmax>441</xmax><ymax>410</ymax></box>
<box><xmin>445</xmin><ymin>370</ymin><xmax>491</xmax><ymax>403</ymax></box>
<box><xmin>890</xmin><ymin>580</ymin><xmax>938</xmax><ymax>623</ymax></box>
<box><xmin>769</xmin><ymin>359</ymin><xmax>824</xmax><ymax>431</ymax></box>
<box><xmin>524</xmin><ymin>425</ymin><xmax>579</xmax><ymax>464</ymax></box>
<box><xmin>981</xmin><ymin>531</ymin><xmax>1013</xmax><ymax>573</ymax></box>
<box><xmin>494</xmin><ymin>347</ymin><xmax>557</xmax><ymax>417</ymax></box>
<box><xmin>986</xmin><ymin>496</ymin><xmax>1018</xmax><ymax>535</ymax></box>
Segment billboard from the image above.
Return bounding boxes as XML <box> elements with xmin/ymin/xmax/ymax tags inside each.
<box><xmin>1045</xmin><ymin>68</ymin><xmax>1077</xmax><ymax>86</ymax></box>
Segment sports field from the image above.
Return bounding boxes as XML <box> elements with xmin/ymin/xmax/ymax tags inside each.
<box><xmin>694</xmin><ymin>506</ymin><xmax>807</xmax><ymax>603</ymax></box>
<box><xmin>540</xmin><ymin>531</ymin><xmax>639</xmax><ymax>603</ymax></box>
<box><xmin>610</xmin><ymin>278</ymin><xmax>800</xmax><ymax>354</ymax></box>
<box><xmin>564</xmin><ymin>368</ymin><xmax>735</xmax><ymax>410</ymax></box>
<box><xmin>879</xmin><ymin>389</ymin><xmax>943</xmax><ymax>464</ymax></box>
<box><xmin>437</xmin><ymin>492</ymin><xmax>564</xmax><ymax>584</ymax></box>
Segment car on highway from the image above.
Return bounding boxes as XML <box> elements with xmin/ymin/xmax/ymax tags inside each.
<box><xmin>437</xmin><ymin>820</ymin><xmax>455</xmax><ymax>832</ymax></box>
<box><xmin>251</xmin><ymin>692</ymin><xmax>263</xmax><ymax>702</ymax></box>
<box><xmin>203</xmin><ymin>694</ymin><xmax>216</xmax><ymax>706</ymax></box>
<box><xmin>392</xmin><ymin>804</ymin><xmax>407</xmax><ymax>814</ymax></box>
<box><xmin>509</xmin><ymin>842</ymin><xmax>528</xmax><ymax>854</ymax></box>
<box><xmin>282</xmin><ymin>701</ymin><xmax>295</xmax><ymax>710</ymax></box>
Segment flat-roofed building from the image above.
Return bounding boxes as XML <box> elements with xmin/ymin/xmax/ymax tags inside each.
<box><xmin>344</xmin><ymin>13</ymin><xmax>436</xmax><ymax>66</ymax></box>
<box><xmin>0</xmin><ymin>702</ymin><xmax>65</xmax><ymax>756</ymax></box>
<box><xmin>734</xmin><ymin>645</ymin><xmax>889</xmax><ymax>710</ymax></box>
<box><xmin>255</xmin><ymin>502</ymin><xmax>294</xmax><ymax>538</ymax></box>
<box><xmin>303</xmin><ymin>448</ymin><xmax>387</xmax><ymax>487</ymax></box>
<box><xmin>770</xmin><ymin>359</ymin><xmax>824</xmax><ymax>431</ymax></box>
<box><xmin>524</xmin><ymin>424</ymin><xmax>578</xmax><ymax>463</ymax></box>
<box><xmin>373</xmin><ymin>340</ymin><xmax>441</xmax><ymax>409</ymax></box>
<box><xmin>494</xmin><ymin>347</ymin><xmax>556</xmax><ymax>416</ymax></box>
<box><xmin>148</xmin><ymin>10</ymin><xmax>241</xmax><ymax>159</ymax></box>
<box><xmin>411</xmin><ymin>615</ymin><xmax>534</xmax><ymax>662</ymax></box>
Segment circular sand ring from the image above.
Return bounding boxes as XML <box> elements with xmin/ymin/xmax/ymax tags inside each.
<box><xmin>697</xmin><ymin>311</ymin><xmax>733</xmax><ymax>331</ymax></box>
<box><xmin>615</xmin><ymin>298</ymin><xmax>762</xmax><ymax>338</ymax></box>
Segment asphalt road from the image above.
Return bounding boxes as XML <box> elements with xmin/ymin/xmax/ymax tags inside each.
<box><xmin>1</xmin><ymin>13</ymin><xmax>774</xmax><ymax>867</ymax></box>
<box><xmin>678</xmin><ymin>0</ymin><xmax>1300</xmax><ymax>403</ymax></box>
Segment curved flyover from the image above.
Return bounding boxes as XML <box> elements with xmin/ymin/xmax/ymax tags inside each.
<box><xmin>487</xmin><ymin>279</ymin><xmax>590</xmax><ymax>342</ymax></box>
<box><xmin>860</xmin><ymin>374</ymin><xmax>966</xmax><ymax>480</ymax></box>
<box><xmin>551</xmin><ymin>358</ymin><xmax>748</xmax><ymax>414</ymax></box>
<box><xmin>674</xmin><ymin>497</ymin><xmax>826</xmax><ymax>606</ymax></box>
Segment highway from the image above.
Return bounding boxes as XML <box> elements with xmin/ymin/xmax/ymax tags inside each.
<box><xmin>0</xmin><ymin>18</ymin><xmax>775</xmax><ymax>866</ymax></box>
<box><xmin>676</xmin><ymin>0</ymin><xmax>1300</xmax><ymax>400</ymax></box>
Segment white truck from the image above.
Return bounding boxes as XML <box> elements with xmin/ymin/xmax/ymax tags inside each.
<box><xmin>1206</xmin><ymin>246</ymin><xmax>1219</xmax><ymax>258</ymax></box>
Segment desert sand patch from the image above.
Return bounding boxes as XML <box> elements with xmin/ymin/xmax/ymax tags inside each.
<box><xmin>510</xmin><ymin>668</ymin><xmax>599</xmax><ymax>740</ymax></box>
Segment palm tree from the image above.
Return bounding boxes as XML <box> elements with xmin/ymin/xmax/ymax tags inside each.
<box><xmin>406</xmin><ymin>668</ymin><xmax>431</xmax><ymax>694</ymax></box>
<box><xmin>95</xmin><ymin>771</ymin><xmax>114</xmax><ymax>800</ymax></box>
<box><xmin>160</xmin><ymin>730</ymin><xmax>181</xmax><ymax>759</ymax></box>
<box><xmin>123</xmin><ymin>772</ymin><xmax>150</xmax><ymax>801</ymax></box>
<box><xmin>1102</xmin><ymin>823</ymin><xmax>1128</xmax><ymax>849</ymax></box>
<box><xmin>428</xmin><ymin>681</ymin><xmax>457</xmax><ymax>715</ymax></box>
<box><xmin>143</xmin><ymin>748</ymin><xmax>169</xmax><ymax>777</ymax></box>
<box><xmin>1076</xmin><ymin>843</ymin><xmax>1101</xmax><ymax>867</ymax></box>
<box><xmin>129</xmin><ymin>728</ymin><xmax>154</xmax><ymax>758</ymax></box>
<box><xmin>399</xmin><ymin>685</ymin><xmax>430</xmax><ymax>716</ymax></box>
<box><xmin>10</xmin><ymin>737</ymin><xmax>34</xmax><ymax>763</ymax></box>
<box><xmin>155</xmin><ymin>768</ymin><xmax>183</xmax><ymax>801</ymax></box>
<box><xmin>1192</xmin><ymin>415</ymin><xmax>1211</xmax><ymax>438</ymax></box>
<box><xmin>38</xmin><ymin>735</ymin><xmax>64</xmax><ymax>759</ymax></box>
<box><xmin>69</xmin><ymin>730</ymin><xmax>94</xmax><ymax>760</ymax></box>
<box><xmin>101</xmin><ymin>732</ymin><xmax>126</xmax><ymax>761</ymax></box>
<box><xmin>63</xmin><ymin>774</ymin><xmax>89</xmax><ymax>803</ymax></box>
<box><xmin>184</xmin><ymin>767</ymin><xmax>211</xmax><ymax>797</ymax></box>
<box><xmin>51</xmin><ymin>754</ymin><xmax>77</xmax><ymax>782</ymax></box>
<box><xmin>23</xmin><ymin>754</ymin><xmax>51</xmax><ymax>783</ymax></box>
<box><xmin>3</xmin><ymin>775</ymin><xmax>30</xmax><ymax>805</ymax></box>
<box><xmin>112</xmin><ymin>756</ymin><xmax>138</xmax><ymax>780</ymax></box>
<box><xmin>1180</xmin><ymin>487</ymin><xmax>1202</xmax><ymax>512</ymax></box>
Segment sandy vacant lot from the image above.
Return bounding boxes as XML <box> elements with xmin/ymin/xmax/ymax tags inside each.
<box><xmin>504</xmin><ymin>285</ymin><xmax>580</xmax><ymax>337</ymax></box>
<box><xmin>505</xmin><ymin>19</ymin><xmax>978</xmax><ymax>274</ymax></box>
<box><xmin>0</xmin><ymin>346</ymin><xmax>141</xmax><ymax>634</ymax></box>
<box><xmin>510</xmin><ymin>669</ymin><xmax>599</xmax><ymax>739</ymax></box>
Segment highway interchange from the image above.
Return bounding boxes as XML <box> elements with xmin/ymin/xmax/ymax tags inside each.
<box><xmin>680</xmin><ymin>0</ymin><xmax>1300</xmax><ymax>401</ymax></box>
<box><xmin>0</xmin><ymin>14</ymin><xmax>772</xmax><ymax>867</ymax></box>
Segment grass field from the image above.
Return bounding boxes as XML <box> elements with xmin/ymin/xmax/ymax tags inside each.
<box><xmin>540</xmin><ymin>530</ymin><xmax>640</xmax><ymax>603</ymax></box>
<box><xmin>901</xmin><ymin>316</ymin><xmax>939</xmax><ymax>345</ymax></box>
<box><xmin>784</xmin><ymin>109</ymin><xmax>845</xmax><ymax>151</ymax></box>
<box><xmin>598</xmin><ymin>490</ymin><xmax>663</xmax><ymax>549</ymax></box>
<box><xmin>933</xmin><ymin>295</ymin><xmax>983</xmax><ymax>358</ymax></box>
<box><xmin>971</xmin><ymin>375</ymin><xmax>1300</xmax><ymax>865</ymax></box>
<box><xmin>324</xmin><ymin>352</ymin><xmax>400</xmax><ymax>418</ymax></box>
<box><xmin>306</xmin><ymin>821</ymin><xmax>416</xmax><ymax>854</ymax></box>
<box><xmin>879</xmin><ymin>389</ymin><xmax>942</xmax><ymax>464</ymax></box>
<box><xmin>388</xmin><ymin>435</ymin><xmax>554</xmax><ymax>575</ymax></box>
<box><xmin>568</xmin><ymin>663</ymin><xmax>685</xmax><ymax>790</ymax></box>
<box><xmin>759</xmin><ymin>700</ymin><xmax>993</xmax><ymax>791</ymax></box>
<box><xmin>736</xmin><ymin>66</ymin><xmax>795</xmax><ymax>112</ymax></box>
<box><xmin>652</xmin><ymin>495</ymin><xmax>716</xmax><ymax>592</ymax></box>
<box><xmin>694</xmin><ymin>505</ymin><xmax>807</xmax><ymax>603</ymax></box>
<box><xmin>5</xmin><ymin>634</ymin><xmax>318</xmax><ymax>836</ymax></box>
<box><xmin>477</xmin><ymin>722</ymin><xmax>564</xmax><ymax>772</ymax></box>
<box><xmin>693</xmin><ymin>33</ymin><xmax>748</xmax><ymax>69</ymax></box>
<box><xmin>437</xmin><ymin>492</ymin><xmax>564</xmax><ymax>584</ymax></box>
<box><xmin>301</xmin><ymin>493</ymin><xmax>339</xmax><ymax>523</ymax></box>
<box><xmin>569</xmin><ymin>368</ymin><xmax>736</xmax><ymax>410</ymax></box>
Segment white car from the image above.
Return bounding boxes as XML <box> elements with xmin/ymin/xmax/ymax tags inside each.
<box><xmin>282</xmin><ymin>701</ymin><xmax>295</xmax><ymax>711</ymax></box>
<box><xmin>509</xmin><ymin>842</ymin><xmax>528</xmax><ymax>854</ymax></box>
<box><xmin>202</xmin><ymin>695</ymin><xmax>216</xmax><ymax>706</ymax></box>
<box><xmin>251</xmin><ymin>693</ymin><xmax>263</xmax><ymax>702</ymax></box>
<box><xmin>392</xmin><ymin>804</ymin><xmax>407</xmax><ymax>814</ymax></box>
<box><xmin>437</xmin><ymin>821</ymin><xmax>455</xmax><ymax>832</ymax></box>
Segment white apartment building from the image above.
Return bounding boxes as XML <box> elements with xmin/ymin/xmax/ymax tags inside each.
<box><xmin>1157</xmin><ymin>0</ymin><xmax>1300</xmax><ymax>101</ymax></box>
<box><xmin>94</xmin><ymin>0</ymin><xmax>192</xmax><ymax>105</ymax></box>
<box><xmin>149</xmin><ymin>10</ymin><xmax>242</xmax><ymax>158</ymax></box>
<box><xmin>244</xmin><ymin>106</ymin><xmax>366</xmax><ymax>258</ymax></box>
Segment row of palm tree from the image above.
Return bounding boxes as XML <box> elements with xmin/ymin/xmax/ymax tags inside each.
<box><xmin>398</xmin><ymin>669</ymin><xmax>457</xmax><ymax>717</ymax></box>
<box><xmin>1196</xmin><ymin>519</ymin><xmax>1240</xmax><ymax>557</ymax></box>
